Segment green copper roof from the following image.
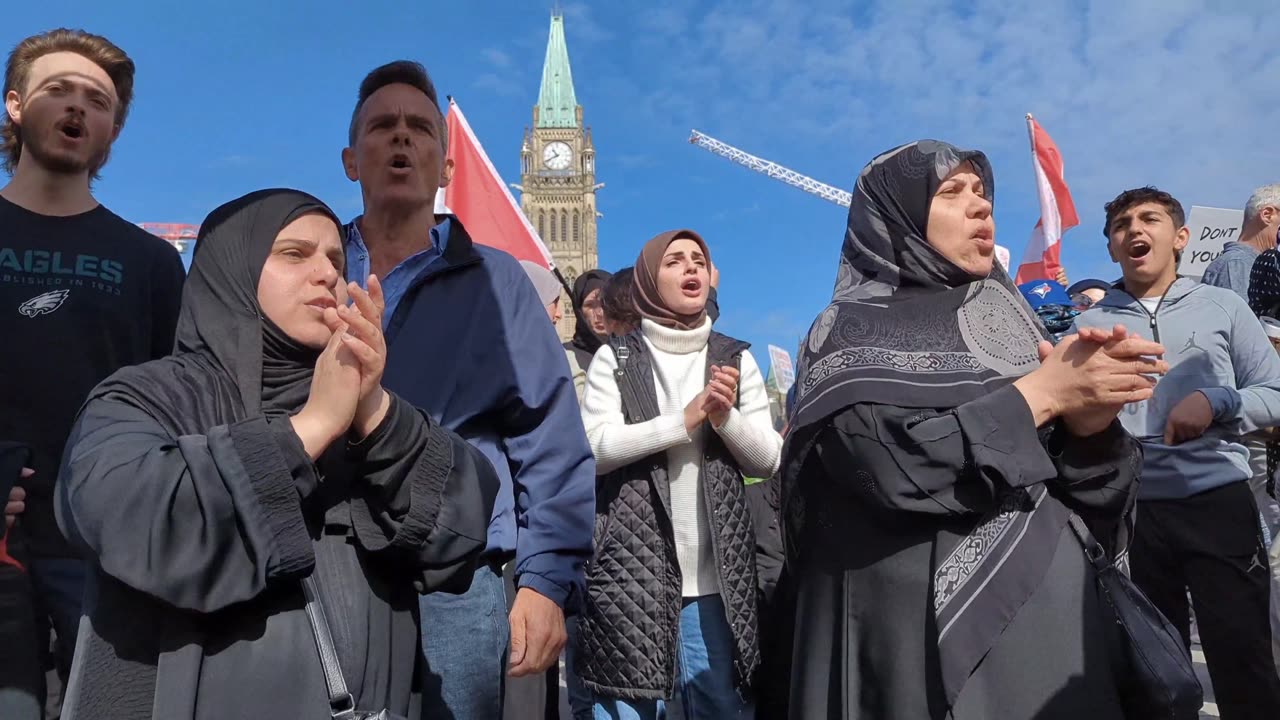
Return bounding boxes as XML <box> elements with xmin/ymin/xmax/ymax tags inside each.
<box><xmin>536</xmin><ymin>14</ymin><xmax>578</xmax><ymax>129</ymax></box>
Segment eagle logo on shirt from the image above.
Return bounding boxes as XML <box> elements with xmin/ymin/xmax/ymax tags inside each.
<box><xmin>18</xmin><ymin>289</ymin><xmax>70</xmax><ymax>317</ymax></box>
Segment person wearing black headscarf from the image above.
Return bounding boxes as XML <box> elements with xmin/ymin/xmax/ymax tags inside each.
<box><xmin>564</xmin><ymin>269</ymin><xmax>611</xmax><ymax>400</ymax></box>
<box><xmin>54</xmin><ymin>189</ymin><xmax>499</xmax><ymax>719</ymax></box>
<box><xmin>768</xmin><ymin>141</ymin><xmax>1167</xmax><ymax>720</ymax></box>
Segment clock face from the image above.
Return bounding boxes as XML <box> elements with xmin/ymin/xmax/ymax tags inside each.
<box><xmin>543</xmin><ymin>141</ymin><xmax>573</xmax><ymax>170</ymax></box>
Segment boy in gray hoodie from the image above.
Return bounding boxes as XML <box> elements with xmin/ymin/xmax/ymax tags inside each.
<box><xmin>1074</xmin><ymin>187</ymin><xmax>1280</xmax><ymax>718</ymax></box>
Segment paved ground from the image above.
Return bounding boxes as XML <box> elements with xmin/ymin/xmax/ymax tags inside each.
<box><xmin>558</xmin><ymin>647</ymin><xmax>1222</xmax><ymax>719</ymax></box>
<box><xmin>1194</xmin><ymin>642</ymin><xmax>1219</xmax><ymax>718</ymax></box>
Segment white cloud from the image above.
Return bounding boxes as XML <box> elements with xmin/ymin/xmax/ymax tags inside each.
<box><xmin>473</xmin><ymin>72</ymin><xmax>523</xmax><ymax>98</ymax></box>
<box><xmin>561</xmin><ymin>3</ymin><xmax>613</xmax><ymax>45</ymax></box>
<box><xmin>481</xmin><ymin>47</ymin><xmax>512</xmax><ymax>68</ymax></box>
<box><xmin>617</xmin><ymin>0</ymin><xmax>1278</xmax><ymax>238</ymax></box>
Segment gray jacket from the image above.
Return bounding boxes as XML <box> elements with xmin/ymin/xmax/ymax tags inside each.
<box><xmin>1073</xmin><ymin>277</ymin><xmax>1280</xmax><ymax>499</ymax></box>
<box><xmin>1200</xmin><ymin>241</ymin><xmax>1260</xmax><ymax>302</ymax></box>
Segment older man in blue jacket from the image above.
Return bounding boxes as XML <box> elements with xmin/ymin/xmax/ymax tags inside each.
<box><xmin>339</xmin><ymin>59</ymin><xmax>594</xmax><ymax>720</ymax></box>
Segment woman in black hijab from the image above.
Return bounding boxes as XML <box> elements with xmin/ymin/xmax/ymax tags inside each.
<box><xmin>55</xmin><ymin>189</ymin><xmax>499</xmax><ymax>719</ymax></box>
<box><xmin>769</xmin><ymin>142</ymin><xmax>1167</xmax><ymax>719</ymax></box>
<box><xmin>564</xmin><ymin>270</ymin><xmax>611</xmax><ymax>399</ymax></box>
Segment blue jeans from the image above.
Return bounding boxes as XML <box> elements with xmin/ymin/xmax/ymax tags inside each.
<box><xmin>0</xmin><ymin>564</ymin><xmax>41</xmax><ymax>720</ymax></box>
<box><xmin>592</xmin><ymin>595</ymin><xmax>753</xmax><ymax>720</ymax></box>
<box><xmin>565</xmin><ymin>615</ymin><xmax>594</xmax><ymax>719</ymax></box>
<box><xmin>28</xmin><ymin>557</ymin><xmax>85</xmax><ymax>684</ymax></box>
<box><xmin>419</xmin><ymin>563</ymin><xmax>510</xmax><ymax>720</ymax></box>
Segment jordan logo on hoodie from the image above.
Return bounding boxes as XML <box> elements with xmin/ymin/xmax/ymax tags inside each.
<box><xmin>1181</xmin><ymin>332</ymin><xmax>1205</xmax><ymax>355</ymax></box>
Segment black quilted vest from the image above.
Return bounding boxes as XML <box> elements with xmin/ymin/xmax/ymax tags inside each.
<box><xmin>576</xmin><ymin>330</ymin><xmax>761</xmax><ymax>701</ymax></box>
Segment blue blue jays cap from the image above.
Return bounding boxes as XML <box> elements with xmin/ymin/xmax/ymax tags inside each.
<box><xmin>1017</xmin><ymin>279</ymin><xmax>1073</xmax><ymax>310</ymax></box>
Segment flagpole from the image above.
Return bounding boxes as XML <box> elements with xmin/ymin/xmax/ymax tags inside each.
<box><xmin>1024</xmin><ymin>112</ymin><xmax>1039</xmax><ymax>211</ymax></box>
<box><xmin>1018</xmin><ymin>113</ymin><xmax>1041</xmax><ymax>282</ymax></box>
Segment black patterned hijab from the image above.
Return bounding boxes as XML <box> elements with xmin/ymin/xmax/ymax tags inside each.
<box><xmin>790</xmin><ymin>140</ymin><xmax>1047</xmax><ymax>432</ymax></box>
<box><xmin>786</xmin><ymin>141</ymin><xmax>1061</xmax><ymax>708</ymax></box>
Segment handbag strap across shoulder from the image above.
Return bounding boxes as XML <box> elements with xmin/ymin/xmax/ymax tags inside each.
<box><xmin>1066</xmin><ymin>513</ymin><xmax>1110</xmax><ymax>572</ymax></box>
<box><xmin>302</xmin><ymin>576</ymin><xmax>358</xmax><ymax>720</ymax></box>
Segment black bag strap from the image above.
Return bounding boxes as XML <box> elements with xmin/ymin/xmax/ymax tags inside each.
<box><xmin>1066</xmin><ymin>514</ymin><xmax>1110</xmax><ymax>571</ymax></box>
<box><xmin>609</xmin><ymin>335</ymin><xmax>631</xmax><ymax>379</ymax></box>
<box><xmin>302</xmin><ymin>577</ymin><xmax>357</xmax><ymax>720</ymax></box>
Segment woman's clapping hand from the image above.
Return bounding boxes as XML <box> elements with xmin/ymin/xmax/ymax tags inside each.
<box><xmin>1015</xmin><ymin>324</ymin><xmax>1168</xmax><ymax>436</ymax></box>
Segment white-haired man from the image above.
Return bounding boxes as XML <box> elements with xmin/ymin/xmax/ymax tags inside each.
<box><xmin>1202</xmin><ymin>183</ymin><xmax>1280</xmax><ymax>300</ymax></box>
<box><xmin>1202</xmin><ymin>183</ymin><xmax>1280</xmax><ymax>681</ymax></box>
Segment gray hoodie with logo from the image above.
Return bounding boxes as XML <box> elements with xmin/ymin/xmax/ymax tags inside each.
<box><xmin>1072</xmin><ymin>277</ymin><xmax>1280</xmax><ymax>500</ymax></box>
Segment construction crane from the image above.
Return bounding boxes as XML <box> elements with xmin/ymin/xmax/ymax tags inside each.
<box><xmin>687</xmin><ymin>129</ymin><xmax>1013</xmax><ymax>271</ymax></box>
<box><xmin>139</xmin><ymin>222</ymin><xmax>199</xmax><ymax>253</ymax></box>
<box><xmin>688</xmin><ymin>129</ymin><xmax>851</xmax><ymax>207</ymax></box>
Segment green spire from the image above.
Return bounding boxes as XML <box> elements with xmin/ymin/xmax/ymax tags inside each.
<box><xmin>536</xmin><ymin>13</ymin><xmax>578</xmax><ymax>129</ymax></box>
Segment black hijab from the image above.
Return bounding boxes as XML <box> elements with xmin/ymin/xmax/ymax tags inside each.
<box><xmin>567</xmin><ymin>269</ymin><xmax>612</xmax><ymax>368</ymax></box>
<box><xmin>785</xmin><ymin>141</ymin><xmax>1060</xmax><ymax>708</ymax></box>
<box><xmin>87</xmin><ymin>189</ymin><xmax>341</xmax><ymax>433</ymax></box>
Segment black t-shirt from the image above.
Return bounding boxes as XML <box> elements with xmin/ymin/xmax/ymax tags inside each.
<box><xmin>0</xmin><ymin>196</ymin><xmax>185</xmax><ymax>558</ymax></box>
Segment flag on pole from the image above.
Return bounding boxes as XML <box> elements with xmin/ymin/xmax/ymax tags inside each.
<box><xmin>441</xmin><ymin>99</ymin><xmax>555</xmax><ymax>269</ymax></box>
<box><xmin>1015</xmin><ymin>115</ymin><xmax>1078</xmax><ymax>285</ymax></box>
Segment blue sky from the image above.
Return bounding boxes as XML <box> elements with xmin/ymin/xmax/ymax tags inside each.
<box><xmin>6</xmin><ymin>1</ymin><xmax>1277</xmax><ymax>366</ymax></box>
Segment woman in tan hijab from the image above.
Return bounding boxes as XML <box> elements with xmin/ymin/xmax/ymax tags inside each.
<box><xmin>576</xmin><ymin>230</ymin><xmax>781</xmax><ymax>719</ymax></box>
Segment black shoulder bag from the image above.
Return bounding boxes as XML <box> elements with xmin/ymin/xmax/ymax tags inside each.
<box><xmin>302</xmin><ymin>577</ymin><xmax>407</xmax><ymax>720</ymax></box>
<box><xmin>1067</xmin><ymin>515</ymin><xmax>1202</xmax><ymax>719</ymax></box>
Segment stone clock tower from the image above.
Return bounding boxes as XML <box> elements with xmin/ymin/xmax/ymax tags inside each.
<box><xmin>519</xmin><ymin>12</ymin><xmax>600</xmax><ymax>342</ymax></box>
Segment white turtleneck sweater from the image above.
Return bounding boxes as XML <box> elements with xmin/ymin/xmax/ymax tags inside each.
<box><xmin>580</xmin><ymin>317</ymin><xmax>783</xmax><ymax>598</ymax></box>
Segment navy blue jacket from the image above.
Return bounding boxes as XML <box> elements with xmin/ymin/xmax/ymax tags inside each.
<box><xmin>347</xmin><ymin>217</ymin><xmax>595</xmax><ymax>610</ymax></box>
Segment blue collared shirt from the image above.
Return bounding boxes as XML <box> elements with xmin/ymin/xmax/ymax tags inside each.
<box><xmin>344</xmin><ymin>216</ymin><xmax>451</xmax><ymax>327</ymax></box>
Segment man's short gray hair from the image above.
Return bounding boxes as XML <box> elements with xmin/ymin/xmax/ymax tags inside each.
<box><xmin>1244</xmin><ymin>183</ymin><xmax>1280</xmax><ymax>227</ymax></box>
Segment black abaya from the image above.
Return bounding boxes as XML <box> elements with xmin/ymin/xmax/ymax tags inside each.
<box><xmin>54</xmin><ymin>190</ymin><xmax>500</xmax><ymax>719</ymax></box>
<box><xmin>772</xmin><ymin>386</ymin><xmax>1138</xmax><ymax>720</ymax></box>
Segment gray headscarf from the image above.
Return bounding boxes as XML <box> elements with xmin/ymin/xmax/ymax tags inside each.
<box><xmin>520</xmin><ymin>260</ymin><xmax>562</xmax><ymax>307</ymax></box>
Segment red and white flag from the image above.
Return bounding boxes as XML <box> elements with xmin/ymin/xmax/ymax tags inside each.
<box><xmin>440</xmin><ymin>99</ymin><xmax>555</xmax><ymax>269</ymax></box>
<box><xmin>1015</xmin><ymin>115</ymin><xmax>1078</xmax><ymax>285</ymax></box>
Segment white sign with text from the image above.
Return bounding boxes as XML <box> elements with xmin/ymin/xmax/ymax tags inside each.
<box><xmin>1179</xmin><ymin>206</ymin><xmax>1243</xmax><ymax>279</ymax></box>
<box><xmin>767</xmin><ymin>344</ymin><xmax>795</xmax><ymax>395</ymax></box>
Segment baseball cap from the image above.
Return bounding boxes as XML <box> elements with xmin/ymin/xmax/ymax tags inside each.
<box><xmin>1067</xmin><ymin>279</ymin><xmax>1111</xmax><ymax>297</ymax></box>
<box><xmin>1017</xmin><ymin>279</ymin><xmax>1073</xmax><ymax>311</ymax></box>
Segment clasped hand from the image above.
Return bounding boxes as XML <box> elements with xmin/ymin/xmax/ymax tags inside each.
<box><xmin>290</xmin><ymin>276</ymin><xmax>390</xmax><ymax>459</ymax></box>
<box><xmin>1016</xmin><ymin>324</ymin><xmax>1168</xmax><ymax>437</ymax></box>
<box><xmin>684</xmin><ymin>365</ymin><xmax>740</xmax><ymax>432</ymax></box>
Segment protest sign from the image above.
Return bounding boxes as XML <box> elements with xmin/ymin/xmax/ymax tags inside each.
<box><xmin>1179</xmin><ymin>206</ymin><xmax>1242</xmax><ymax>279</ymax></box>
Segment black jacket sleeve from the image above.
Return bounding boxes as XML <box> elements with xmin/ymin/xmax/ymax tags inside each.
<box><xmin>1043</xmin><ymin>419</ymin><xmax>1141</xmax><ymax>554</ymax></box>
<box><xmin>149</xmin><ymin>247</ymin><xmax>186</xmax><ymax>360</ymax></box>
<box><xmin>56</xmin><ymin>396</ymin><xmax>317</xmax><ymax>613</ymax></box>
<box><xmin>745</xmin><ymin>478</ymin><xmax>783</xmax><ymax>606</ymax></box>
<box><xmin>345</xmin><ymin>394</ymin><xmax>500</xmax><ymax>594</ymax></box>
<box><xmin>814</xmin><ymin>384</ymin><xmax>1138</xmax><ymax>518</ymax></box>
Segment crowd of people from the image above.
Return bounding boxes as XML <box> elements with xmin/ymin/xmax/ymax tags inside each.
<box><xmin>2</xmin><ymin>27</ymin><xmax>1280</xmax><ymax>720</ymax></box>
